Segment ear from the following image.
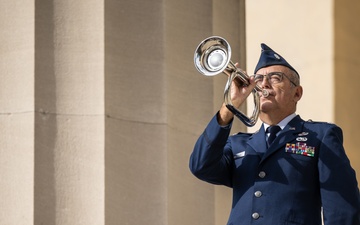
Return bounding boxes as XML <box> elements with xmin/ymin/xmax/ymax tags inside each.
<box><xmin>293</xmin><ymin>85</ymin><xmax>303</xmax><ymax>102</ymax></box>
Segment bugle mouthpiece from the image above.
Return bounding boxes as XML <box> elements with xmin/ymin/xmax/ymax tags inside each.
<box><xmin>262</xmin><ymin>89</ymin><xmax>269</xmax><ymax>97</ymax></box>
<box><xmin>254</xmin><ymin>85</ymin><xmax>269</xmax><ymax>97</ymax></box>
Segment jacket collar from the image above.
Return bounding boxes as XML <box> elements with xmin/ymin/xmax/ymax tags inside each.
<box><xmin>248</xmin><ymin>115</ymin><xmax>304</xmax><ymax>164</ymax></box>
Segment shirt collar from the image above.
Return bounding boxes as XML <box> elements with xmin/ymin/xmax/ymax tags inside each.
<box><xmin>263</xmin><ymin>113</ymin><xmax>297</xmax><ymax>132</ymax></box>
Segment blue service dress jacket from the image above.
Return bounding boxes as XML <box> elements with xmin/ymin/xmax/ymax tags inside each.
<box><xmin>189</xmin><ymin>113</ymin><xmax>360</xmax><ymax>225</ymax></box>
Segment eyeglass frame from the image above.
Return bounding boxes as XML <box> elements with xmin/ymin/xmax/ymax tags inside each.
<box><xmin>253</xmin><ymin>72</ymin><xmax>298</xmax><ymax>87</ymax></box>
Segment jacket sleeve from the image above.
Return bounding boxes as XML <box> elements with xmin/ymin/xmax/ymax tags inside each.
<box><xmin>189</xmin><ymin>113</ymin><xmax>234</xmax><ymax>187</ymax></box>
<box><xmin>318</xmin><ymin>124</ymin><xmax>360</xmax><ymax>225</ymax></box>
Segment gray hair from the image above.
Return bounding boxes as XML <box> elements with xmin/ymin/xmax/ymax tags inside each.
<box><xmin>289</xmin><ymin>69</ymin><xmax>300</xmax><ymax>87</ymax></box>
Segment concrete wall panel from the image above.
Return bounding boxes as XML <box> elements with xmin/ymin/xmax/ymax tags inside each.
<box><xmin>0</xmin><ymin>1</ymin><xmax>34</xmax><ymax>224</ymax></box>
<box><xmin>35</xmin><ymin>0</ymin><xmax>105</xmax><ymax>224</ymax></box>
<box><xmin>105</xmin><ymin>0</ymin><xmax>167</xmax><ymax>224</ymax></box>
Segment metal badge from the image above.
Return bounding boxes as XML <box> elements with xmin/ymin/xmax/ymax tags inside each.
<box><xmin>296</xmin><ymin>137</ymin><xmax>307</xmax><ymax>142</ymax></box>
<box><xmin>298</xmin><ymin>132</ymin><xmax>309</xmax><ymax>136</ymax></box>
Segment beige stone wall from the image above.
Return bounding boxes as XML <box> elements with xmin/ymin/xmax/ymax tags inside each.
<box><xmin>0</xmin><ymin>2</ymin><xmax>34</xmax><ymax>224</ymax></box>
<box><xmin>246</xmin><ymin>0</ymin><xmax>334</xmax><ymax>128</ymax></box>
<box><xmin>1</xmin><ymin>0</ymin><xmax>358</xmax><ymax>225</ymax></box>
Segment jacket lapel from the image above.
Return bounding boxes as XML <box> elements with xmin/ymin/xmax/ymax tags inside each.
<box><xmin>248</xmin><ymin>124</ymin><xmax>267</xmax><ymax>156</ymax></box>
<box><xmin>260</xmin><ymin>115</ymin><xmax>305</xmax><ymax>164</ymax></box>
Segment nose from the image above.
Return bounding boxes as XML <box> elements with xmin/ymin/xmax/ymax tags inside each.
<box><xmin>260</xmin><ymin>75</ymin><xmax>271</xmax><ymax>89</ymax></box>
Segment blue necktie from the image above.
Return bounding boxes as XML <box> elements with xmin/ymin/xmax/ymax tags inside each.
<box><xmin>267</xmin><ymin>125</ymin><xmax>281</xmax><ymax>146</ymax></box>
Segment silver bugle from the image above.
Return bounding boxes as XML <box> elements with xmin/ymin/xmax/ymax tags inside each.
<box><xmin>194</xmin><ymin>36</ymin><xmax>266</xmax><ymax>126</ymax></box>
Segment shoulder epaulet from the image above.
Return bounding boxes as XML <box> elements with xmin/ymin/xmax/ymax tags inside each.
<box><xmin>230</xmin><ymin>131</ymin><xmax>253</xmax><ymax>136</ymax></box>
<box><xmin>305</xmin><ymin>119</ymin><xmax>336</xmax><ymax>126</ymax></box>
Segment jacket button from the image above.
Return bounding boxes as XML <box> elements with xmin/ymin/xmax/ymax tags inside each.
<box><xmin>254</xmin><ymin>191</ymin><xmax>262</xmax><ymax>197</ymax></box>
<box><xmin>258</xmin><ymin>171</ymin><xmax>266</xmax><ymax>178</ymax></box>
<box><xmin>252</xmin><ymin>212</ymin><xmax>260</xmax><ymax>219</ymax></box>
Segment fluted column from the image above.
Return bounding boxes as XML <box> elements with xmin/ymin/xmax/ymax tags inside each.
<box><xmin>166</xmin><ymin>0</ymin><xmax>215</xmax><ymax>223</ymax></box>
<box><xmin>212</xmin><ymin>2</ymin><xmax>247</xmax><ymax>224</ymax></box>
<box><xmin>165</xmin><ymin>0</ymin><xmax>246</xmax><ymax>225</ymax></box>
<box><xmin>334</xmin><ymin>0</ymin><xmax>360</xmax><ymax>182</ymax></box>
<box><xmin>105</xmin><ymin>0</ymin><xmax>167</xmax><ymax>224</ymax></box>
<box><xmin>35</xmin><ymin>1</ymin><xmax>104</xmax><ymax>224</ymax></box>
<box><xmin>0</xmin><ymin>1</ymin><xmax>34</xmax><ymax>224</ymax></box>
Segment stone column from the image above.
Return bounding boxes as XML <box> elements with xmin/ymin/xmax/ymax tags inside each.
<box><xmin>165</xmin><ymin>0</ymin><xmax>247</xmax><ymax>224</ymax></box>
<box><xmin>0</xmin><ymin>1</ymin><xmax>34</xmax><ymax>224</ymax></box>
<box><xmin>34</xmin><ymin>1</ymin><xmax>105</xmax><ymax>224</ymax></box>
<box><xmin>334</xmin><ymin>0</ymin><xmax>360</xmax><ymax>182</ymax></box>
<box><xmin>104</xmin><ymin>0</ymin><xmax>247</xmax><ymax>224</ymax></box>
<box><xmin>105</xmin><ymin>0</ymin><xmax>167</xmax><ymax>224</ymax></box>
<box><xmin>166</xmin><ymin>0</ymin><xmax>215</xmax><ymax>224</ymax></box>
<box><xmin>212</xmin><ymin>1</ymin><xmax>247</xmax><ymax>224</ymax></box>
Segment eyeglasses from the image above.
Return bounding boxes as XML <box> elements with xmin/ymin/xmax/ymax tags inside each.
<box><xmin>253</xmin><ymin>72</ymin><xmax>297</xmax><ymax>86</ymax></box>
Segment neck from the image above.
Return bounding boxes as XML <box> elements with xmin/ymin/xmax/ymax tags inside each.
<box><xmin>259</xmin><ymin>111</ymin><xmax>295</xmax><ymax>125</ymax></box>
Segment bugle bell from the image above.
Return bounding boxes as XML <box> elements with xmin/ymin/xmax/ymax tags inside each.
<box><xmin>194</xmin><ymin>36</ymin><xmax>268</xmax><ymax>127</ymax></box>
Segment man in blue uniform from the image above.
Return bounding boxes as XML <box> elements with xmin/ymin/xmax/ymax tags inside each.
<box><xmin>189</xmin><ymin>43</ymin><xmax>360</xmax><ymax>225</ymax></box>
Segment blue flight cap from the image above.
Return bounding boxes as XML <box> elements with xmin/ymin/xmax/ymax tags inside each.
<box><xmin>254</xmin><ymin>43</ymin><xmax>299</xmax><ymax>76</ymax></box>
